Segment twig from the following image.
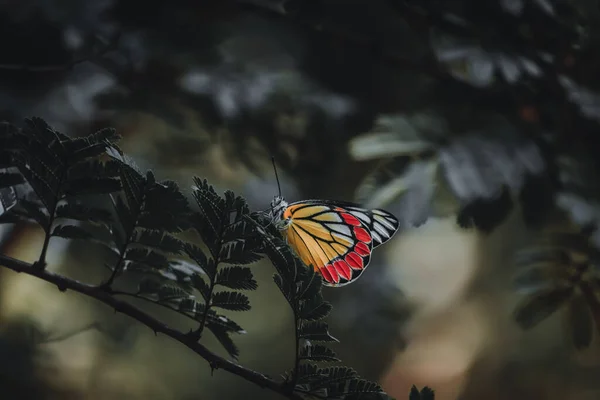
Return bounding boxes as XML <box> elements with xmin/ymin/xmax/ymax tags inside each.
<box><xmin>0</xmin><ymin>253</ymin><xmax>305</xmax><ymax>400</ymax></box>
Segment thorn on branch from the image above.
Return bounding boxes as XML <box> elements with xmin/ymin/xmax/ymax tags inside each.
<box><xmin>32</xmin><ymin>261</ymin><xmax>46</xmax><ymax>270</ymax></box>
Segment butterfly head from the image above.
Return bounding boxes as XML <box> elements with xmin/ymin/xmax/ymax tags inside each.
<box><xmin>269</xmin><ymin>195</ymin><xmax>291</xmax><ymax>230</ymax></box>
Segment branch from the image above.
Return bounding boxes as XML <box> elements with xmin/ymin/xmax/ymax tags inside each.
<box><xmin>0</xmin><ymin>253</ymin><xmax>304</xmax><ymax>400</ymax></box>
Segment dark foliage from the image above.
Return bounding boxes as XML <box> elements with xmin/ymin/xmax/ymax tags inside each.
<box><xmin>0</xmin><ymin>117</ymin><xmax>429</xmax><ymax>399</ymax></box>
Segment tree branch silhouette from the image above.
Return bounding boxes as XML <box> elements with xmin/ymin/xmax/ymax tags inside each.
<box><xmin>0</xmin><ymin>252</ymin><xmax>305</xmax><ymax>400</ymax></box>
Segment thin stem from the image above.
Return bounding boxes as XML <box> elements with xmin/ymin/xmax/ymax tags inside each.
<box><xmin>291</xmin><ymin>311</ymin><xmax>301</xmax><ymax>388</ymax></box>
<box><xmin>196</xmin><ymin>274</ymin><xmax>217</xmax><ymax>336</ymax></box>
<box><xmin>0</xmin><ymin>253</ymin><xmax>305</xmax><ymax>400</ymax></box>
<box><xmin>194</xmin><ymin>210</ymin><xmax>227</xmax><ymax>338</ymax></box>
<box><xmin>38</xmin><ymin>170</ymin><xmax>67</xmax><ymax>268</ymax></box>
<box><xmin>101</xmin><ymin>191</ymin><xmax>146</xmax><ymax>288</ymax></box>
<box><xmin>100</xmin><ymin>236</ymin><xmax>131</xmax><ymax>288</ymax></box>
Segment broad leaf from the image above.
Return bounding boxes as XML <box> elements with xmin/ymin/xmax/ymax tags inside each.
<box><xmin>514</xmin><ymin>287</ymin><xmax>573</xmax><ymax>329</ymax></box>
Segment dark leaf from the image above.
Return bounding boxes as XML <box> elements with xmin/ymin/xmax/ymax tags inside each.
<box><xmin>206</xmin><ymin>322</ymin><xmax>239</xmax><ymax>360</ymax></box>
<box><xmin>514</xmin><ymin>287</ymin><xmax>573</xmax><ymax>329</ymax></box>
<box><xmin>298</xmin><ymin>268</ymin><xmax>323</xmax><ymax>301</ymax></box>
<box><xmin>16</xmin><ymin>161</ymin><xmax>58</xmax><ymax>211</ymax></box>
<box><xmin>298</xmin><ymin>321</ymin><xmax>338</xmax><ymax>342</ymax></box>
<box><xmin>299</xmin><ymin>344</ymin><xmax>340</xmax><ymax>362</ymax></box>
<box><xmin>63</xmin><ymin>178</ymin><xmax>122</xmax><ymax>196</ymax></box>
<box><xmin>137</xmin><ymin>210</ymin><xmax>190</xmax><ymax>234</ymax></box>
<box><xmin>125</xmin><ymin>248</ymin><xmax>170</xmax><ymax>269</ymax></box>
<box><xmin>184</xmin><ymin>244</ymin><xmax>213</xmax><ymax>277</ymax></box>
<box><xmin>55</xmin><ymin>203</ymin><xmax>112</xmax><ymax>226</ymax></box>
<box><xmin>111</xmin><ymin>194</ymin><xmax>133</xmax><ymax>237</ymax></box>
<box><xmin>345</xmin><ymin>379</ymin><xmax>384</xmax><ymax>396</ymax></box>
<box><xmin>66</xmin><ymin>128</ymin><xmax>121</xmax><ymax>162</ymax></box>
<box><xmin>177</xmin><ymin>297</ymin><xmax>205</xmax><ymax>319</ymax></box>
<box><xmin>295</xmin><ymin>364</ymin><xmax>324</xmax><ymax>386</ymax></box>
<box><xmin>156</xmin><ymin>284</ymin><xmax>193</xmax><ymax>302</ymax></box>
<box><xmin>137</xmin><ymin>278</ymin><xmax>162</xmax><ymax>296</ymax></box>
<box><xmin>119</xmin><ymin>164</ymin><xmax>145</xmax><ymax>210</ymax></box>
<box><xmin>133</xmin><ymin>229</ymin><xmax>184</xmax><ymax>255</ymax></box>
<box><xmin>191</xmin><ymin>177</ymin><xmax>226</xmax><ymax>239</ymax></box>
<box><xmin>309</xmin><ymin>366</ymin><xmax>358</xmax><ymax>388</ymax></box>
<box><xmin>514</xmin><ymin>265</ymin><xmax>560</xmax><ymax>293</ymax></box>
<box><xmin>409</xmin><ymin>386</ymin><xmax>422</xmax><ymax>400</ymax></box>
<box><xmin>0</xmin><ymin>187</ymin><xmax>16</xmax><ymax>216</ymax></box>
<box><xmin>418</xmin><ymin>386</ymin><xmax>435</xmax><ymax>400</ymax></box>
<box><xmin>18</xmin><ymin>199</ymin><xmax>49</xmax><ymax>228</ymax></box>
<box><xmin>0</xmin><ymin>171</ymin><xmax>25</xmax><ymax>188</ymax></box>
<box><xmin>67</xmin><ymin>159</ymin><xmax>121</xmax><ymax>180</ymax></box>
<box><xmin>456</xmin><ymin>186</ymin><xmax>513</xmax><ymax>233</ymax></box>
<box><xmin>192</xmin><ymin>274</ymin><xmax>211</xmax><ymax>301</ymax></box>
<box><xmin>299</xmin><ymin>296</ymin><xmax>333</xmax><ymax>322</ymax></box>
<box><xmin>273</xmin><ymin>274</ymin><xmax>293</xmax><ymax>306</ymax></box>
<box><xmin>514</xmin><ymin>248</ymin><xmax>571</xmax><ymax>269</ymax></box>
<box><xmin>219</xmin><ymin>239</ymin><xmax>263</xmax><ymax>265</ymax></box>
<box><xmin>567</xmin><ymin>293</ymin><xmax>593</xmax><ymax>350</ymax></box>
<box><xmin>205</xmin><ymin>311</ymin><xmax>245</xmax><ymax>334</ymax></box>
<box><xmin>211</xmin><ymin>291</ymin><xmax>251</xmax><ymax>311</ymax></box>
<box><xmin>222</xmin><ymin>219</ymin><xmax>257</xmax><ymax>243</ymax></box>
<box><xmin>51</xmin><ymin>224</ymin><xmax>93</xmax><ymax>240</ymax></box>
<box><xmin>215</xmin><ymin>266</ymin><xmax>257</xmax><ymax>290</ymax></box>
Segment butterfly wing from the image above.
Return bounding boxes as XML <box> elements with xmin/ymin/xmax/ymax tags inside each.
<box><xmin>281</xmin><ymin>200</ymin><xmax>399</xmax><ymax>287</ymax></box>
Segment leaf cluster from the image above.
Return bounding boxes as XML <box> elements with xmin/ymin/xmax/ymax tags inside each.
<box><xmin>0</xmin><ymin>117</ymin><xmax>424</xmax><ymax>399</ymax></box>
<box><xmin>256</xmin><ymin>217</ymin><xmax>390</xmax><ymax>399</ymax></box>
<box><xmin>513</xmin><ymin>230</ymin><xmax>600</xmax><ymax>349</ymax></box>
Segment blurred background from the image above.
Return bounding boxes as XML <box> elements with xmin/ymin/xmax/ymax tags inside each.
<box><xmin>1</xmin><ymin>0</ymin><xmax>600</xmax><ymax>399</ymax></box>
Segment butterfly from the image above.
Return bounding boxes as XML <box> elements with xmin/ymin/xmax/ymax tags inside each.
<box><xmin>267</xmin><ymin>159</ymin><xmax>400</xmax><ymax>287</ymax></box>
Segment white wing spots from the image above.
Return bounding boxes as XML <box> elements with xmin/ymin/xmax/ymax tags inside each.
<box><xmin>332</xmin><ymin>231</ymin><xmax>354</xmax><ymax>246</ymax></box>
<box><xmin>326</xmin><ymin>223</ymin><xmax>352</xmax><ymax>237</ymax></box>
<box><xmin>373</xmin><ymin>222</ymin><xmax>389</xmax><ymax>237</ymax></box>
<box><xmin>371</xmin><ymin>209</ymin><xmax>400</xmax><ymax>248</ymax></box>
<box><xmin>347</xmin><ymin>208</ymin><xmax>371</xmax><ymax>225</ymax></box>
<box><xmin>374</xmin><ymin>212</ymin><xmax>398</xmax><ymax>231</ymax></box>
<box><xmin>371</xmin><ymin>230</ymin><xmax>384</xmax><ymax>245</ymax></box>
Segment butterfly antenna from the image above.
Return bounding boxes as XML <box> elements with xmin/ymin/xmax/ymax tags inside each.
<box><xmin>271</xmin><ymin>156</ymin><xmax>282</xmax><ymax>197</ymax></box>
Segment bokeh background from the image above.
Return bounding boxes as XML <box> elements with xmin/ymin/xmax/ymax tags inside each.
<box><xmin>1</xmin><ymin>0</ymin><xmax>600</xmax><ymax>399</ymax></box>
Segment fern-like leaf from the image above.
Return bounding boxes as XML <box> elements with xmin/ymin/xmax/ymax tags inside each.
<box><xmin>410</xmin><ymin>386</ymin><xmax>435</xmax><ymax>400</ymax></box>
<box><xmin>211</xmin><ymin>291</ymin><xmax>251</xmax><ymax>312</ymax></box>
<box><xmin>51</xmin><ymin>224</ymin><xmax>94</xmax><ymax>240</ymax></box>
<box><xmin>299</xmin><ymin>344</ymin><xmax>340</xmax><ymax>362</ymax></box>
<box><xmin>298</xmin><ymin>321</ymin><xmax>338</xmax><ymax>343</ymax></box>
<box><xmin>215</xmin><ymin>266</ymin><xmax>257</xmax><ymax>290</ymax></box>
<box><xmin>55</xmin><ymin>203</ymin><xmax>112</xmax><ymax>226</ymax></box>
<box><xmin>132</xmin><ymin>229</ymin><xmax>184</xmax><ymax>255</ymax></box>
